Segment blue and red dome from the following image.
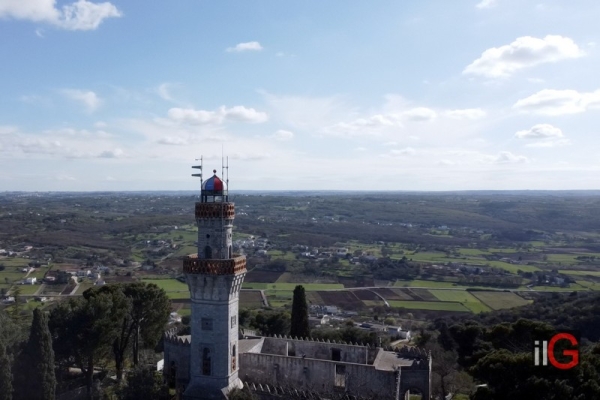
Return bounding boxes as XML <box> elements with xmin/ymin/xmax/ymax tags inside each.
<box><xmin>202</xmin><ymin>170</ymin><xmax>227</xmax><ymax>192</ymax></box>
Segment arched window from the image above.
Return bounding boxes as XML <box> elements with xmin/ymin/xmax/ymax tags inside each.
<box><xmin>231</xmin><ymin>344</ymin><xmax>237</xmax><ymax>372</ymax></box>
<box><xmin>202</xmin><ymin>348</ymin><xmax>211</xmax><ymax>375</ymax></box>
<box><xmin>228</xmin><ymin>245</ymin><xmax>232</xmax><ymax>258</ymax></box>
<box><xmin>169</xmin><ymin>361</ymin><xmax>177</xmax><ymax>388</ymax></box>
<box><xmin>204</xmin><ymin>246</ymin><xmax>212</xmax><ymax>259</ymax></box>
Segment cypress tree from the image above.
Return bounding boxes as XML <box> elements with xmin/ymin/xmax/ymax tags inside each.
<box><xmin>0</xmin><ymin>342</ymin><xmax>12</xmax><ymax>400</ymax></box>
<box><xmin>290</xmin><ymin>285</ymin><xmax>310</xmax><ymax>338</ymax></box>
<box><xmin>14</xmin><ymin>308</ymin><xmax>56</xmax><ymax>400</ymax></box>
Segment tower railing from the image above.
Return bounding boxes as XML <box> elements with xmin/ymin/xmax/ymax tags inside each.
<box><xmin>195</xmin><ymin>203</ymin><xmax>235</xmax><ymax>219</ymax></box>
<box><xmin>183</xmin><ymin>255</ymin><xmax>246</xmax><ymax>275</ymax></box>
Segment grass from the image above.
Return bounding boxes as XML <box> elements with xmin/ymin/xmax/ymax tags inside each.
<box><xmin>242</xmin><ymin>283</ymin><xmax>343</xmax><ymax>291</ymax></box>
<box><xmin>267</xmin><ymin>250</ymin><xmax>296</xmax><ymax>261</ymax></box>
<box><xmin>428</xmin><ymin>290</ymin><xmax>491</xmax><ymax>313</ymax></box>
<box><xmin>394</xmin><ymin>280</ymin><xmax>456</xmax><ymax>288</ymax></box>
<box><xmin>386</xmin><ymin>300</ymin><xmax>470</xmax><ymax>312</ymax></box>
<box><xmin>470</xmin><ymin>291</ymin><xmax>531</xmax><ymax>310</ymax></box>
<box><xmin>142</xmin><ymin>278</ymin><xmax>188</xmax><ymax>292</ymax></box>
<box><xmin>265</xmin><ymin>290</ymin><xmax>294</xmax><ymax>308</ymax></box>
<box><xmin>18</xmin><ymin>284</ymin><xmax>41</xmax><ymax>295</ymax></box>
<box><xmin>559</xmin><ymin>270</ymin><xmax>600</xmax><ymax>277</ymax></box>
<box><xmin>484</xmin><ymin>260</ymin><xmax>540</xmax><ymax>273</ymax></box>
<box><xmin>458</xmin><ymin>248</ymin><xmax>490</xmax><ymax>256</ymax></box>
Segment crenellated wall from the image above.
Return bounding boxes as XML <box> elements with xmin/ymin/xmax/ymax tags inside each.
<box><xmin>239</xmin><ymin>352</ymin><xmax>398</xmax><ymax>400</ymax></box>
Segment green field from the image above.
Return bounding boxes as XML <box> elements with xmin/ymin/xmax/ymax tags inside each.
<box><xmin>267</xmin><ymin>250</ymin><xmax>296</xmax><ymax>261</ymax></box>
<box><xmin>428</xmin><ymin>290</ymin><xmax>491</xmax><ymax>313</ymax></box>
<box><xmin>471</xmin><ymin>291</ymin><xmax>531</xmax><ymax>310</ymax></box>
<box><xmin>265</xmin><ymin>290</ymin><xmax>294</xmax><ymax>308</ymax></box>
<box><xmin>484</xmin><ymin>260</ymin><xmax>540</xmax><ymax>273</ymax></box>
<box><xmin>142</xmin><ymin>278</ymin><xmax>189</xmax><ymax>292</ymax></box>
<box><xmin>559</xmin><ymin>270</ymin><xmax>600</xmax><ymax>277</ymax></box>
<box><xmin>386</xmin><ymin>300</ymin><xmax>470</xmax><ymax>312</ymax></box>
<box><xmin>394</xmin><ymin>280</ymin><xmax>456</xmax><ymax>288</ymax></box>
<box><xmin>243</xmin><ymin>283</ymin><xmax>344</xmax><ymax>291</ymax></box>
<box><xmin>17</xmin><ymin>284</ymin><xmax>41</xmax><ymax>295</ymax></box>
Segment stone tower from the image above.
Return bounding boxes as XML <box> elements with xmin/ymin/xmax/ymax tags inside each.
<box><xmin>182</xmin><ymin>165</ymin><xmax>247</xmax><ymax>399</ymax></box>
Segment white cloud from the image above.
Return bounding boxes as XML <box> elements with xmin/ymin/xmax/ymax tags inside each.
<box><xmin>485</xmin><ymin>151</ymin><xmax>529</xmax><ymax>164</ymax></box>
<box><xmin>62</xmin><ymin>89</ymin><xmax>101</xmax><ymax>112</ymax></box>
<box><xmin>168</xmin><ymin>105</ymin><xmax>268</xmax><ymax>125</ymax></box>
<box><xmin>157</xmin><ymin>136</ymin><xmax>188</xmax><ymax>146</ymax></box>
<box><xmin>224</xmin><ymin>106</ymin><xmax>268</xmax><ymax>123</ymax></box>
<box><xmin>384</xmin><ymin>147</ymin><xmax>416</xmax><ymax>157</ymax></box>
<box><xmin>0</xmin><ymin>0</ymin><xmax>122</xmax><ymax>31</ymax></box>
<box><xmin>476</xmin><ymin>0</ymin><xmax>497</xmax><ymax>9</ymax></box>
<box><xmin>157</xmin><ymin>83</ymin><xmax>175</xmax><ymax>102</ymax></box>
<box><xmin>273</xmin><ymin>130</ymin><xmax>294</xmax><ymax>141</ymax></box>
<box><xmin>325</xmin><ymin>114</ymin><xmax>401</xmax><ymax>137</ymax></box>
<box><xmin>226</xmin><ymin>41</ymin><xmax>263</xmax><ymax>52</ymax></box>
<box><xmin>437</xmin><ymin>159</ymin><xmax>455</xmax><ymax>166</ymax></box>
<box><xmin>513</xmin><ymin>89</ymin><xmax>600</xmax><ymax>115</ymax></box>
<box><xmin>515</xmin><ymin>123</ymin><xmax>563</xmax><ymax>139</ymax></box>
<box><xmin>444</xmin><ymin>108</ymin><xmax>486</xmax><ymax>120</ymax></box>
<box><xmin>463</xmin><ymin>35</ymin><xmax>584</xmax><ymax>78</ymax></box>
<box><xmin>56</xmin><ymin>174</ymin><xmax>76</xmax><ymax>181</ymax></box>
<box><xmin>98</xmin><ymin>148</ymin><xmax>124</xmax><ymax>158</ymax></box>
<box><xmin>402</xmin><ymin>107</ymin><xmax>437</xmax><ymax>121</ymax></box>
<box><xmin>525</xmin><ymin>139</ymin><xmax>571</xmax><ymax>148</ymax></box>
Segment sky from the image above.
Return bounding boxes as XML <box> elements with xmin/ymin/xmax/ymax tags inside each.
<box><xmin>1</xmin><ymin>0</ymin><xmax>599</xmax><ymax>191</ymax></box>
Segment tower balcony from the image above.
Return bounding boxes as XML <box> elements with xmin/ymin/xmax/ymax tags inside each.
<box><xmin>183</xmin><ymin>254</ymin><xmax>246</xmax><ymax>275</ymax></box>
<box><xmin>195</xmin><ymin>202</ymin><xmax>235</xmax><ymax>219</ymax></box>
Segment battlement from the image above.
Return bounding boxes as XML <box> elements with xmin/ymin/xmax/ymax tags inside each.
<box><xmin>183</xmin><ymin>254</ymin><xmax>246</xmax><ymax>275</ymax></box>
<box><xmin>264</xmin><ymin>333</ymin><xmax>373</xmax><ymax>348</ymax></box>
<box><xmin>164</xmin><ymin>328</ymin><xmax>191</xmax><ymax>347</ymax></box>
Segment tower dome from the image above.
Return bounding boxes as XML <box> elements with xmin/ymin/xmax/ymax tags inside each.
<box><xmin>200</xmin><ymin>169</ymin><xmax>228</xmax><ymax>203</ymax></box>
<box><xmin>201</xmin><ymin>170</ymin><xmax>227</xmax><ymax>192</ymax></box>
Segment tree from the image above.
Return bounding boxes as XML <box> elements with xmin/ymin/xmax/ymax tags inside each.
<box><xmin>123</xmin><ymin>283</ymin><xmax>171</xmax><ymax>366</ymax></box>
<box><xmin>290</xmin><ymin>285</ymin><xmax>310</xmax><ymax>338</ymax></box>
<box><xmin>49</xmin><ymin>290</ymin><xmax>128</xmax><ymax>399</ymax></box>
<box><xmin>13</xmin><ymin>309</ymin><xmax>56</xmax><ymax>400</ymax></box>
<box><xmin>0</xmin><ymin>342</ymin><xmax>12</xmax><ymax>400</ymax></box>
<box><xmin>117</xmin><ymin>367</ymin><xmax>168</xmax><ymax>400</ymax></box>
<box><xmin>229</xmin><ymin>386</ymin><xmax>258</xmax><ymax>400</ymax></box>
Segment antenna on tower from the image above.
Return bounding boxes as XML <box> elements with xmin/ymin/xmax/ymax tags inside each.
<box><xmin>221</xmin><ymin>145</ymin><xmax>224</xmax><ymax>180</ymax></box>
<box><xmin>192</xmin><ymin>156</ymin><xmax>203</xmax><ymax>194</ymax></box>
<box><xmin>226</xmin><ymin>156</ymin><xmax>229</xmax><ymax>193</ymax></box>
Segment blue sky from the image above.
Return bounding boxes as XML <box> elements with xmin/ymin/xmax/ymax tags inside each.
<box><xmin>1</xmin><ymin>0</ymin><xmax>599</xmax><ymax>191</ymax></box>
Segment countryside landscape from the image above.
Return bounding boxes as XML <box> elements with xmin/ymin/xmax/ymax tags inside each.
<box><xmin>2</xmin><ymin>190</ymin><xmax>600</xmax><ymax>319</ymax></box>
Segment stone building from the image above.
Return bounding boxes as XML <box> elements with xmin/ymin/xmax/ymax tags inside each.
<box><xmin>163</xmin><ymin>164</ymin><xmax>432</xmax><ymax>399</ymax></box>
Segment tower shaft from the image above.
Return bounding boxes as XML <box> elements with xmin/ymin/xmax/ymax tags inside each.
<box><xmin>183</xmin><ymin>169</ymin><xmax>246</xmax><ymax>400</ymax></box>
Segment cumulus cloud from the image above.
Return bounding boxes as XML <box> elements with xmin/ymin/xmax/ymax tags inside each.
<box><xmin>402</xmin><ymin>107</ymin><xmax>437</xmax><ymax>121</ymax></box>
<box><xmin>463</xmin><ymin>35</ymin><xmax>584</xmax><ymax>78</ymax></box>
<box><xmin>515</xmin><ymin>123</ymin><xmax>563</xmax><ymax>139</ymax></box>
<box><xmin>325</xmin><ymin>114</ymin><xmax>401</xmax><ymax>137</ymax></box>
<box><xmin>0</xmin><ymin>0</ymin><xmax>122</xmax><ymax>31</ymax></box>
<box><xmin>168</xmin><ymin>106</ymin><xmax>268</xmax><ymax>125</ymax></box>
<box><xmin>62</xmin><ymin>89</ymin><xmax>101</xmax><ymax>111</ymax></box>
<box><xmin>515</xmin><ymin>124</ymin><xmax>571</xmax><ymax>148</ymax></box>
<box><xmin>226</xmin><ymin>41</ymin><xmax>263</xmax><ymax>52</ymax></box>
<box><xmin>98</xmin><ymin>148</ymin><xmax>124</xmax><ymax>158</ymax></box>
<box><xmin>485</xmin><ymin>151</ymin><xmax>529</xmax><ymax>164</ymax></box>
<box><xmin>157</xmin><ymin>136</ymin><xmax>188</xmax><ymax>145</ymax></box>
<box><xmin>381</xmin><ymin>147</ymin><xmax>416</xmax><ymax>158</ymax></box>
<box><xmin>525</xmin><ymin>139</ymin><xmax>570</xmax><ymax>148</ymax></box>
<box><xmin>444</xmin><ymin>108</ymin><xmax>487</xmax><ymax>120</ymax></box>
<box><xmin>476</xmin><ymin>0</ymin><xmax>497</xmax><ymax>9</ymax></box>
<box><xmin>157</xmin><ymin>83</ymin><xmax>175</xmax><ymax>102</ymax></box>
<box><xmin>273</xmin><ymin>130</ymin><xmax>294</xmax><ymax>141</ymax></box>
<box><xmin>513</xmin><ymin>89</ymin><xmax>600</xmax><ymax>115</ymax></box>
